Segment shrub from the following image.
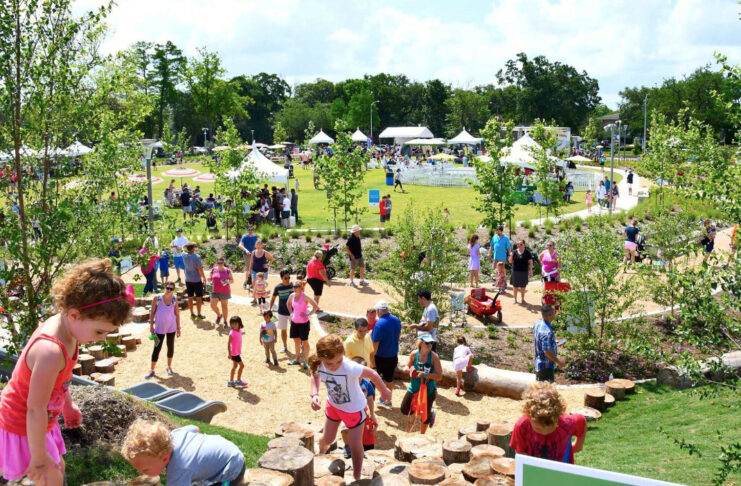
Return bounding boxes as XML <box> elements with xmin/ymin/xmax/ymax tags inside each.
<box><xmin>528</xmin><ymin>228</ymin><xmax>536</xmax><ymax>238</ymax></box>
<box><xmin>372</xmin><ymin>237</ymin><xmax>380</xmax><ymax>244</ymax></box>
<box><xmin>325</xmin><ymin>237</ymin><xmax>331</xmax><ymax>243</ymax></box>
<box><xmin>521</xmin><ymin>220</ymin><xmax>532</xmax><ymax>230</ymax></box>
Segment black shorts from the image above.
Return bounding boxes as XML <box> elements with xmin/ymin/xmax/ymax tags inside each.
<box><xmin>307</xmin><ymin>278</ymin><xmax>324</xmax><ymax>296</ymax></box>
<box><xmin>289</xmin><ymin>321</ymin><xmax>310</xmax><ymax>341</ymax></box>
<box><xmin>231</xmin><ymin>355</ymin><xmax>242</xmax><ymax>363</ymax></box>
<box><xmin>374</xmin><ymin>355</ymin><xmax>398</xmax><ymax>383</ymax></box>
<box><xmin>536</xmin><ymin>368</ymin><xmax>554</xmax><ymax>382</ymax></box>
<box><xmin>380</xmin><ymin>214</ymin><xmax>386</xmax><ymax>223</ymax></box>
<box><xmin>185</xmin><ymin>281</ymin><xmax>204</xmax><ymax>298</ymax></box>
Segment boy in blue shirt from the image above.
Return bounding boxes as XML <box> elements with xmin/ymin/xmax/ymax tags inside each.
<box><xmin>159</xmin><ymin>249</ymin><xmax>171</xmax><ymax>286</ymax></box>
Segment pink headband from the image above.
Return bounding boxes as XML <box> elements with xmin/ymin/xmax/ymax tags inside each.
<box><xmin>78</xmin><ymin>284</ymin><xmax>136</xmax><ymax>310</ymax></box>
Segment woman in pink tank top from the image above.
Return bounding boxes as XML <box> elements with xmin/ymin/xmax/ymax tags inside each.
<box><xmin>539</xmin><ymin>240</ymin><xmax>561</xmax><ymax>282</ymax></box>
<box><xmin>286</xmin><ymin>281</ymin><xmax>318</xmax><ymax>369</ymax></box>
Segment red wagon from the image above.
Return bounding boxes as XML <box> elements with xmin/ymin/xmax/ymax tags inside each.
<box><xmin>464</xmin><ymin>287</ymin><xmax>502</xmax><ymax>324</ymax></box>
<box><xmin>541</xmin><ymin>281</ymin><xmax>571</xmax><ymax>310</ymax></box>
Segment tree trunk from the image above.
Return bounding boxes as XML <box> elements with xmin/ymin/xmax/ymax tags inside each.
<box><xmin>570</xmin><ymin>406</ymin><xmax>601</xmax><ymax>422</ymax></box>
<box><xmin>313</xmin><ymin>454</ymin><xmax>345</xmax><ymax>480</ymax></box>
<box><xmin>442</xmin><ymin>438</ymin><xmax>471</xmax><ymax>465</ymax></box>
<box><xmin>122</xmin><ymin>336</ymin><xmax>137</xmax><ymax>350</ymax></box>
<box><xmin>407</xmin><ymin>462</ymin><xmax>447</xmax><ymax>485</ymax></box>
<box><xmin>394</xmin><ymin>435</ymin><xmax>439</xmax><ymax>463</ymax></box>
<box><xmin>88</xmin><ymin>345</ymin><xmax>106</xmax><ymax>360</ymax></box>
<box><xmin>242</xmin><ymin>468</ymin><xmax>295</xmax><ymax>486</ymax></box>
<box><xmin>458</xmin><ymin>424</ymin><xmax>477</xmax><ymax>439</ymax></box>
<box><xmin>78</xmin><ymin>354</ymin><xmax>95</xmax><ymax>376</ymax></box>
<box><xmin>610</xmin><ymin>378</ymin><xmax>635</xmax><ymax>394</ymax></box>
<box><xmin>275</xmin><ymin>422</ymin><xmax>315</xmax><ymax>453</ymax></box>
<box><xmin>369</xmin><ymin>474</ymin><xmax>410</xmax><ymax>486</ymax></box>
<box><xmin>268</xmin><ymin>437</ymin><xmax>302</xmax><ymax>450</ymax></box>
<box><xmin>605</xmin><ymin>380</ymin><xmax>626</xmax><ymax>400</ymax></box>
<box><xmin>603</xmin><ymin>393</ymin><xmax>616</xmax><ymax>408</ymax></box>
<box><xmin>117</xmin><ymin>345</ymin><xmax>128</xmax><ymax>358</ymax></box>
<box><xmin>258</xmin><ymin>446</ymin><xmax>314</xmax><ymax>486</ymax></box>
<box><xmin>72</xmin><ymin>363</ymin><xmax>82</xmax><ymax>376</ymax></box>
<box><xmin>475</xmin><ymin>419</ymin><xmax>491</xmax><ymax>432</ymax></box>
<box><xmin>462</xmin><ymin>457</ymin><xmax>495</xmax><ymax>483</ymax></box>
<box><xmin>94</xmin><ymin>373</ymin><xmax>115</xmax><ymax>386</ymax></box>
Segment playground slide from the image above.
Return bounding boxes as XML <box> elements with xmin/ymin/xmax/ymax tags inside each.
<box><xmin>120</xmin><ymin>382</ymin><xmax>181</xmax><ymax>402</ymax></box>
<box><xmin>154</xmin><ymin>392</ymin><xmax>227</xmax><ymax>424</ymax></box>
<box><xmin>0</xmin><ymin>348</ymin><xmax>98</xmax><ymax>387</ymax></box>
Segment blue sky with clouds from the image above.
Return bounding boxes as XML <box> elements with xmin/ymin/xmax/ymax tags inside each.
<box><xmin>75</xmin><ymin>0</ymin><xmax>741</xmax><ymax>108</ymax></box>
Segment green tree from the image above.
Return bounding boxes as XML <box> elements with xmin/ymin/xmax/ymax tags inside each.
<box><xmin>422</xmin><ymin>79</ymin><xmax>451</xmax><ymax>137</ymax></box>
<box><xmin>230</xmin><ymin>73</ymin><xmax>290</xmax><ymax>143</ymax></box>
<box><xmin>529</xmin><ymin>120</ymin><xmax>567</xmax><ymax>220</ymax></box>
<box><xmin>444</xmin><ymin>89</ymin><xmax>489</xmax><ymax>137</ymax></box>
<box><xmin>151</xmin><ymin>41</ymin><xmax>186</xmax><ymax>139</ymax></box>
<box><xmin>472</xmin><ymin>118</ymin><xmax>517</xmax><ymax>229</ymax></box>
<box><xmin>272</xmin><ymin>121</ymin><xmax>288</xmax><ymax>145</ymax></box>
<box><xmin>344</xmin><ymin>89</ymin><xmax>379</xmax><ymax>134</ymax></box>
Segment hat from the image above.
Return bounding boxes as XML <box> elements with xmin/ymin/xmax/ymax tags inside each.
<box><xmin>111</xmin><ymin>238</ymin><xmax>120</xmax><ymax>243</ymax></box>
<box><xmin>374</xmin><ymin>300</ymin><xmax>389</xmax><ymax>311</ymax></box>
<box><xmin>419</xmin><ymin>333</ymin><xmax>436</xmax><ymax>344</ymax></box>
<box><xmin>351</xmin><ymin>224</ymin><xmax>362</xmax><ymax>233</ymax></box>
<box><xmin>176</xmin><ymin>228</ymin><xmax>183</xmax><ymax>233</ymax></box>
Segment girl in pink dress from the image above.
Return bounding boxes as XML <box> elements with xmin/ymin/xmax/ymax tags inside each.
<box><xmin>585</xmin><ymin>190</ymin><xmax>593</xmax><ymax>214</ymax></box>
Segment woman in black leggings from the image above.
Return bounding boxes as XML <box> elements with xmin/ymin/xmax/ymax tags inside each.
<box><xmin>145</xmin><ymin>283</ymin><xmax>181</xmax><ymax>379</ymax></box>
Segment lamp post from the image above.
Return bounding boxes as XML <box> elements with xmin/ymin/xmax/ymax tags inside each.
<box><xmin>370</xmin><ymin>100</ymin><xmax>379</xmax><ymax>143</ymax></box>
<box><xmin>642</xmin><ymin>93</ymin><xmax>649</xmax><ymax>153</ymax></box>
<box><xmin>202</xmin><ymin>127</ymin><xmax>208</xmax><ymax>150</ymax></box>
<box><xmin>140</xmin><ymin>139</ymin><xmax>157</xmax><ymax>231</ymax></box>
<box><xmin>604</xmin><ymin>123</ymin><xmax>616</xmax><ymax>215</ymax></box>
<box><xmin>251</xmin><ymin>129</ymin><xmax>255</xmax><ymax>144</ymax></box>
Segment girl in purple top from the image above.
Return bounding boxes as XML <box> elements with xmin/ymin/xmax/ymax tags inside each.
<box><xmin>146</xmin><ymin>283</ymin><xmax>181</xmax><ymax>379</ymax></box>
<box><xmin>467</xmin><ymin>234</ymin><xmax>481</xmax><ymax>287</ymax></box>
<box><xmin>287</xmin><ymin>281</ymin><xmax>318</xmax><ymax>369</ymax></box>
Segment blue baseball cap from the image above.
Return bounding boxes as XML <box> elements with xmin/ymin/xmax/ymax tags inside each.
<box><xmin>111</xmin><ymin>238</ymin><xmax>120</xmax><ymax>243</ymax></box>
<box><xmin>419</xmin><ymin>333</ymin><xmax>436</xmax><ymax>344</ymax></box>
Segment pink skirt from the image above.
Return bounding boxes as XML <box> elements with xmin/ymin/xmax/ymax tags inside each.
<box><xmin>0</xmin><ymin>423</ymin><xmax>66</xmax><ymax>480</ymax></box>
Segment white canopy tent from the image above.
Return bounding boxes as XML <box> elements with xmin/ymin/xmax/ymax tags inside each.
<box><xmin>378</xmin><ymin>126</ymin><xmax>434</xmax><ymax>145</ymax></box>
<box><xmin>64</xmin><ymin>141</ymin><xmax>92</xmax><ymax>157</ymax></box>
<box><xmin>309</xmin><ymin>130</ymin><xmax>334</xmax><ymax>145</ymax></box>
<box><xmin>403</xmin><ymin>137</ymin><xmax>446</xmax><ymax>146</ymax></box>
<box><xmin>227</xmin><ymin>142</ymin><xmax>289</xmax><ymax>184</ymax></box>
<box><xmin>500</xmin><ymin>133</ymin><xmax>563</xmax><ymax>169</ymax></box>
<box><xmin>448</xmin><ymin>128</ymin><xmax>482</xmax><ymax>145</ymax></box>
<box><xmin>351</xmin><ymin>128</ymin><xmax>368</xmax><ymax>143</ymax></box>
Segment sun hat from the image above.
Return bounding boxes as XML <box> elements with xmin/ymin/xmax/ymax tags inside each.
<box><xmin>374</xmin><ymin>300</ymin><xmax>389</xmax><ymax>311</ymax></box>
<box><xmin>419</xmin><ymin>333</ymin><xmax>436</xmax><ymax>343</ymax></box>
<box><xmin>351</xmin><ymin>224</ymin><xmax>362</xmax><ymax>233</ymax></box>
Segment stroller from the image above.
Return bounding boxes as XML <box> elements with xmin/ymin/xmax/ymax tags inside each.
<box><xmin>634</xmin><ymin>234</ymin><xmax>650</xmax><ymax>263</ymax></box>
<box><xmin>321</xmin><ymin>244</ymin><xmax>339</xmax><ymax>280</ymax></box>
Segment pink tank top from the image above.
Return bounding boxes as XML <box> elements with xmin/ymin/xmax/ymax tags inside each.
<box><xmin>291</xmin><ymin>292</ymin><xmax>309</xmax><ymax>323</ymax></box>
<box><xmin>0</xmin><ymin>327</ymin><xmax>78</xmax><ymax>436</ymax></box>
<box><xmin>541</xmin><ymin>250</ymin><xmax>560</xmax><ymax>277</ymax></box>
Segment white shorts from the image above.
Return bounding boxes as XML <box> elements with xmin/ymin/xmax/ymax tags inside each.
<box><xmin>277</xmin><ymin>314</ymin><xmax>289</xmax><ymax>330</ymax></box>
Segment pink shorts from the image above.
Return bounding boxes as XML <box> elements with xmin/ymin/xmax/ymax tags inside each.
<box><xmin>625</xmin><ymin>241</ymin><xmax>637</xmax><ymax>252</ymax></box>
<box><xmin>0</xmin><ymin>423</ymin><xmax>66</xmax><ymax>480</ymax></box>
<box><xmin>325</xmin><ymin>402</ymin><xmax>367</xmax><ymax>429</ymax></box>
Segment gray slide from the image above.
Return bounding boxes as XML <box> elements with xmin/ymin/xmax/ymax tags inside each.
<box><xmin>155</xmin><ymin>392</ymin><xmax>227</xmax><ymax>424</ymax></box>
<box><xmin>0</xmin><ymin>348</ymin><xmax>98</xmax><ymax>387</ymax></box>
<box><xmin>120</xmin><ymin>382</ymin><xmax>181</xmax><ymax>402</ymax></box>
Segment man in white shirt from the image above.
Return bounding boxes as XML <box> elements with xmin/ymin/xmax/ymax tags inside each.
<box><xmin>281</xmin><ymin>189</ymin><xmax>291</xmax><ymax>228</ymax></box>
<box><xmin>170</xmin><ymin>228</ymin><xmax>190</xmax><ymax>284</ymax></box>
<box><xmin>404</xmin><ymin>289</ymin><xmax>439</xmax><ymax>352</ymax></box>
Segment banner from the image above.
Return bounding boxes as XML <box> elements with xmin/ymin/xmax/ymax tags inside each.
<box><xmin>369</xmin><ymin>189</ymin><xmax>380</xmax><ymax>207</ymax></box>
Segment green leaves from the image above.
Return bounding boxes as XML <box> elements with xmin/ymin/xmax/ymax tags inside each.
<box><xmin>473</xmin><ymin>118</ymin><xmax>517</xmax><ymax>229</ymax></box>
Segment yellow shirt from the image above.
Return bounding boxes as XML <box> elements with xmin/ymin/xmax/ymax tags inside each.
<box><xmin>344</xmin><ymin>333</ymin><xmax>374</xmax><ymax>365</ymax></box>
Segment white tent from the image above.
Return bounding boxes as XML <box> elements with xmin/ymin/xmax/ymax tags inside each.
<box><xmin>309</xmin><ymin>130</ymin><xmax>334</xmax><ymax>145</ymax></box>
<box><xmin>378</xmin><ymin>126</ymin><xmax>434</xmax><ymax>145</ymax></box>
<box><xmin>64</xmin><ymin>141</ymin><xmax>92</xmax><ymax>157</ymax></box>
<box><xmin>351</xmin><ymin>128</ymin><xmax>368</xmax><ymax>143</ymax></box>
<box><xmin>448</xmin><ymin>128</ymin><xmax>482</xmax><ymax>145</ymax></box>
<box><xmin>227</xmin><ymin>142</ymin><xmax>288</xmax><ymax>184</ymax></box>
<box><xmin>403</xmin><ymin>138</ymin><xmax>446</xmax><ymax>145</ymax></box>
<box><xmin>501</xmin><ymin>133</ymin><xmax>561</xmax><ymax>169</ymax></box>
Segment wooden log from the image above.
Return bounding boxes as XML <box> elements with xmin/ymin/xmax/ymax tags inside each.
<box><xmin>442</xmin><ymin>438</ymin><xmax>472</xmax><ymax>465</ymax></box>
<box><xmin>242</xmin><ymin>467</ymin><xmax>295</xmax><ymax>486</ymax></box>
<box><xmin>88</xmin><ymin>345</ymin><xmax>106</xmax><ymax>360</ymax></box>
<box><xmin>269</xmin><ymin>437</ymin><xmax>302</xmax><ymax>449</ymax></box>
<box><xmin>135</xmin><ymin>337</ymin><xmax>142</xmax><ymax>345</ymax></box>
<box><xmin>407</xmin><ymin>462</ymin><xmax>447</xmax><ymax>484</ymax></box>
<box><xmin>72</xmin><ymin>363</ymin><xmax>82</xmax><ymax>376</ymax></box>
<box><xmin>584</xmin><ymin>390</ymin><xmax>606</xmax><ymax>411</ymax></box>
<box><xmin>604</xmin><ymin>393</ymin><xmax>616</xmax><ymax>408</ymax></box>
<box><xmin>458</xmin><ymin>424</ymin><xmax>477</xmax><ymax>438</ymax></box>
<box><xmin>106</xmin><ymin>333</ymin><xmax>122</xmax><ymax>344</ymax></box>
<box><xmin>117</xmin><ymin>345</ymin><xmax>128</xmax><ymax>358</ymax></box>
<box><xmin>129</xmin><ymin>475</ymin><xmax>160</xmax><ymax>485</ymax></box>
<box><xmin>109</xmin><ymin>357</ymin><xmax>121</xmax><ymax>366</ymax></box>
<box><xmin>475</xmin><ymin>419</ymin><xmax>491</xmax><ymax>432</ymax></box>
<box><xmin>440</xmin><ymin>479</ymin><xmax>473</xmax><ymax>486</ymax></box>
<box><xmin>131</xmin><ymin>308</ymin><xmax>150</xmax><ymax>323</ymax></box>
<box><xmin>470</xmin><ymin>445</ymin><xmax>505</xmax><ymax>460</ymax></box>
<box><xmin>394</xmin><ymin>435</ymin><xmax>440</xmax><ymax>462</ymax></box>
<box><xmin>119</xmin><ymin>331</ymin><xmax>132</xmax><ymax>337</ymax></box>
<box><xmin>489</xmin><ymin>457</ymin><xmax>515</xmax><ymax>478</ymax></box>
<box><xmin>94</xmin><ymin>373</ymin><xmax>115</xmax><ymax>386</ymax></box>
<box><xmin>179</xmin><ymin>300</ymin><xmax>188</xmax><ymax>310</ymax></box>
<box><xmin>90</xmin><ymin>372</ymin><xmax>102</xmax><ymax>381</ymax></box>
<box><xmin>122</xmin><ymin>335</ymin><xmax>137</xmax><ymax>350</ymax></box>
<box><xmin>317</xmin><ymin>476</ymin><xmax>347</xmax><ymax>486</ymax></box>
<box><xmin>95</xmin><ymin>358</ymin><xmax>116</xmax><ymax>374</ymax></box>
<box><xmin>411</xmin><ymin>457</ymin><xmax>446</xmax><ymax>468</ymax></box>
<box><xmin>314</xmin><ymin>454</ymin><xmax>346</xmax><ymax>480</ymax></box>
<box><xmin>275</xmin><ymin>422</ymin><xmax>315</xmax><ymax>453</ymax></box>
<box><xmin>462</xmin><ymin>457</ymin><xmax>494</xmax><ymax>483</ymax></box>
<box><xmin>258</xmin><ymin>446</ymin><xmax>313</xmax><ymax>486</ymax></box>
<box><xmin>82</xmin><ymin>483</ymin><xmax>115</xmax><ymax>486</ymax></box>
<box><xmin>78</xmin><ymin>354</ymin><xmax>95</xmax><ymax>376</ymax></box>
<box><xmin>376</xmin><ymin>463</ymin><xmax>409</xmax><ymax>479</ymax></box>
<box><xmin>81</xmin><ymin>375</ymin><xmax>92</xmax><ymax>381</ymax></box>
<box><xmin>571</xmin><ymin>406</ymin><xmax>602</xmax><ymax>422</ymax></box>
<box><xmin>369</xmin><ymin>475</ymin><xmax>410</xmax><ymax>486</ymax></box>
<box><xmin>605</xmin><ymin>380</ymin><xmax>626</xmax><ymax>400</ymax></box>
<box><xmin>366</xmin><ymin>451</ymin><xmax>398</xmax><ymax>469</ymax></box>
<box><xmin>466</xmin><ymin>432</ymin><xmax>488</xmax><ymax>447</ymax></box>
<box><xmin>486</xmin><ymin>424</ymin><xmax>513</xmax><ymax>458</ymax></box>
<box><xmin>611</xmin><ymin>378</ymin><xmax>635</xmax><ymax>394</ymax></box>
<box><xmin>474</xmin><ymin>477</ymin><xmax>514</xmax><ymax>486</ymax></box>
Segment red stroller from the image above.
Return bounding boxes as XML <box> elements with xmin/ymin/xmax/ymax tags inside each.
<box><xmin>464</xmin><ymin>287</ymin><xmax>503</xmax><ymax>324</ymax></box>
<box><xmin>541</xmin><ymin>281</ymin><xmax>571</xmax><ymax>310</ymax></box>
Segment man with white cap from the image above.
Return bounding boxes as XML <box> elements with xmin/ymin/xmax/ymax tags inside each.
<box><xmin>371</xmin><ymin>300</ymin><xmax>401</xmax><ymax>409</ymax></box>
<box><xmin>345</xmin><ymin>224</ymin><xmax>367</xmax><ymax>287</ymax></box>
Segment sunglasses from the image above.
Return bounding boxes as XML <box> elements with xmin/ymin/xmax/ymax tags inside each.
<box><xmin>166</xmin><ymin>287</ymin><xmax>175</xmax><ymax>291</ymax></box>
<box><xmin>217</xmin><ymin>261</ymin><xmax>225</xmax><ymax>264</ymax></box>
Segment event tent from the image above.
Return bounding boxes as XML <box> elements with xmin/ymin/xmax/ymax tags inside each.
<box><xmin>378</xmin><ymin>126</ymin><xmax>434</xmax><ymax>145</ymax></box>
<box><xmin>566</xmin><ymin>155</ymin><xmax>592</xmax><ymax>163</ymax></box>
<box><xmin>500</xmin><ymin>133</ymin><xmax>563</xmax><ymax>169</ymax></box>
<box><xmin>351</xmin><ymin>128</ymin><xmax>368</xmax><ymax>143</ymax></box>
<box><xmin>403</xmin><ymin>137</ymin><xmax>446</xmax><ymax>145</ymax></box>
<box><xmin>64</xmin><ymin>141</ymin><xmax>92</xmax><ymax>157</ymax></box>
<box><xmin>309</xmin><ymin>130</ymin><xmax>334</xmax><ymax>145</ymax></box>
<box><xmin>448</xmin><ymin>128</ymin><xmax>482</xmax><ymax>145</ymax></box>
<box><xmin>227</xmin><ymin>142</ymin><xmax>288</xmax><ymax>184</ymax></box>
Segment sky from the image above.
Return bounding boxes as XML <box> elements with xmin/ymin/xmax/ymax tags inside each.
<box><xmin>74</xmin><ymin>0</ymin><xmax>741</xmax><ymax>109</ymax></box>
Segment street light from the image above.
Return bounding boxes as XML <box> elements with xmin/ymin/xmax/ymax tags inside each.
<box><xmin>604</xmin><ymin>123</ymin><xmax>617</xmax><ymax>215</ymax></box>
<box><xmin>370</xmin><ymin>100</ymin><xmax>380</xmax><ymax>143</ymax></box>
<box><xmin>201</xmin><ymin>127</ymin><xmax>208</xmax><ymax>149</ymax></box>
<box><xmin>251</xmin><ymin>129</ymin><xmax>255</xmax><ymax>144</ymax></box>
<box><xmin>642</xmin><ymin>93</ymin><xmax>649</xmax><ymax>153</ymax></box>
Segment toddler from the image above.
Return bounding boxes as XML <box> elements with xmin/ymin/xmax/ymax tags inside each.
<box><xmin>495</xmin><ymin>261</ymin><xmax>507</xmax><ymax>292</ymax></box>
<box><xmin>253</xmin><ymin>272</ymin><xmax>269</xmax><ymax>313</ymax></box>
<box><xmin>453</xmin><ymin>336</ymin><xmax>474</xmax><ymax>396</ymax></box>
<box><xmin>227</xmin><ymin>317</ymin><xmax>246</xmax><ymax>387</ymax></box>
<box><xmin>159</xmin><ymin>249</ymin><xmax>170</xmax><ymax>286</ymax></box>
<box><xmin>585</xmin><ymin>190</ymin><xmax>592</xmax><ymax>214</ymax></box>
<box><xmin>260</xmin><ymin>310</ymin><xmax>279</xmax><ymax>366</ymax></box>
<box><xmin>122</xmin><ymin>419</ymin><xmax>245</xmax><ymax>485</ymax></box>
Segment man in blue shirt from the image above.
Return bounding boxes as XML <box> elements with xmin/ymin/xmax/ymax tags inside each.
<box><xmin>371</xmin><ymin>300</ymin><xmax>401</xmax><ymax>409</ymax></box>
<box><xmin>533</xmin><ymin>305</ymin><xmax>565</xmax><ymax>382</ymax></box>
<box><xmin>237</xmin><ymin>226</ymin><xmax>258</xmax><ymax>289</ymax></box>
<box><xmin>489</xmin><ymin>225</ymin><xmax>512</xmax><ymax>264</ymax></box>
<box><xmin>603</xmin><ymin>176</ymin><xmax>611</xmax><ymax>194</ymax></box>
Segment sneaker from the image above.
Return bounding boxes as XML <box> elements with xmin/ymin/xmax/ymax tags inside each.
<box><xmin>166</xmin><ymin>368</ymin><xmax>174</xmax><ymax>376</ymax></box>
<box><xmin>235</xmin><ymin>380</ymin><xmax>247</xmax><ymax>387</ymax></box>
<box><xmin>215</xmin><ymin>315</ymin><xmax>222</xmax><ymax>325</ymax></box>
<box><xmin>281</xmin><ymin>347</ymin><xmax>288</xmax><ymax>353</ymax></box>
<box><xmin>288</xmin><ymin>359</ymin><xmax>301</xmax><ymax>365</ymax></box>
<box><xmin>376</xmin><ymin>398</ymin><xmax>391</xmax><ymax>409</ymax></box>
<box><xmin>197</xmin><ymin>314</ymin><xmax>206</xmax><ymax>320</ymax></box>
<box><xmin>428</xmin><ymin>408</ymin><xmax>436</xmax><ymax>428</ymax></box>
<box><xmin>344</xmin><ymin>445</ymin><xmax>352</xmax><ymax>459</ymax></box>
<box><xmin>145</xmin><ymin>371</ymin><xmax>155</xmax><ymax>379</ymax></box>
<box><xmin>349</xmin><ymin>281</ymin><xmax>357</xmax><ymax>288</ymax></box>
<box><xmin>302</xmin><ymin>363</ymin><xmax>308</xmax><ymax>370</ymax></box>
<box><xmin>227</xmin><ymin>381</ymin><xmax>235</xmax><ymax>387</ymax></box>
<box><xmin>360</xmin><ymin>279</ymin><xmax>368</xmax><ymax>286</ymax></box>
<box><xmin>191</xmin><ymin>314</ymin><xmax>197</xmax><ymax>320</ymax></box>
<box><xmin>455</xmin><ymin>387</ymin><xmax>461</xmax><ymax>396</ymax></box>
<box><xmin>264</xmin><ymin>358</ymin><xmax>270</xmax><ymax>364</ymax></box>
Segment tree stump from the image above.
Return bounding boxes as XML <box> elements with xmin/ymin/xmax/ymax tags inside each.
<box><xmin>129</xmin><ymin>475</ymin><xmax>160</xmax><ymax>485</ymax></box>
<box><xmin>442</xmin><ymin>438</ymin><xmax>472</xmax><ymax>465</ymax></box>
<box><xmin>394</xmin><ymin>435</ymin><xmax>440</xmax><ymax>462</ymax></box>
<box><xmin>439</xmin><ymin>479</ymin><xmax>472</xmax><ymax>486</ymax></box>
<box><xmin>242</xmin><ymin>467</ymin><xmax>294</xmax><ymax>486</ymax></box>
<box><xmin>95</xmin><ymin>358</ymin><xmax>116</xmax><ymax>373</ymax></box>
<box><xmin>275</xmin><ymin>422</ymin><xmax>315</xmax><ymax>453</ymax></box>
<box><xmin>94</xmin><ymin>373</ymin><xmax>115</xmax><ymax>386</ymax></box>
<box><xmin>109</xmin><ymin>357</ymin><xmax>121</xmax><ymax>366</ymax></box>
<box><xmin>106</xmin><ymin>333</ymin><xmax>122</xmax><ymax>344</ymax></box>
<box><xmin>314</xmin><ymin>454</ymin><xmax>346</xmax><ymax>480</ymax></box>
<box><xmin>88</xmin><ymin>345</ymin><xmax>106</xmax><ymax>360</ymax></box>
<box><xmin>117</xmin><ymin>345</ymin><xmax>128</xmax><ymax>358</ymax></box>
<box><xmin>571</xmin><ymin>406</ymin><xmax>601</xmax><ymax>421</ymax></box>
<box><xmin>462</xmin><ymin>457</ymin><xmax>495</xmax><ymax>483</ymax></box>
<box><xmin>369</xmin><ymin>474</ymin><xmax>410</xmax><ymax>486</ymax></box>
<box><xmin>470</xmin><ymin>445</ymin><xmax>505</xmax><ymax>460</ymax></box>
<box><xmin>82</xmin><ymin>483</ymin><xmax>115</xmax><ymax>486</ymax></box>
<box><xmin>78</xmin><ymin>354</ymin><xmax>95</xmax><ymax>376</ymax></box>
<box><xmin>475</xmin><ymin>419</ymin><xmax>491</xmax><ymax>432</ymax></box>
<box><xmin>90</xmin><ymin>373</ymin><xmax>101</xmax><ymax>381</ymax></box>
<box><xmin>411</xmin><ymin>457</ymin><xmax>446</xmax><ymax>469</ymax></box>
<box><xmin>605</xmin><ymin>380</ymin><xmax>626</xmax><ymax>400</ymax></box>
<box><xmin>376</xmin><ymin>463</ymin><xmax>409</xmax><ymax>478</ymax></box>
<box><xmin>611</xmin><ymin>378</ymin><xmax>635</xmax><ymax>394</ymax></box>
<box><xmin>122</xmin><ymin>336</ymin><xmax>137</xmax><ymax>351</ymax></box>
<box><xmin>474</xmin><ymin>477</ymin><xmax>514</xmax><ymax>486</ymax></box>
<box><xmin>604</xmin><ymin>393</ymin><xmax>616</xmax><ymax>408</ymax></box>
<box><xmin>317</xmin><ymin>476</ymin><xmax>347</xmax><ymax>486</ymax></box>
<box><xmin>466</xmin><ymin>432</ymin><xmax>488</xmax><ymax>447</ymax></box>
<box><xmin>258</xmin><ymin>446</ymin><xmax>313</xmax><ymax>486</ymax></box>
<box><xmin>407</xmin><ymin>462</ymin><xmax>447</xmax><ymax>484</ymax></box>
<box><xmin>269</xmin><ymin>437</ymin><xmax>302</xmax><ymax>449</ymax></box>
<box><xmin>135</xmin><ymin>337</ymin><xmax>142</xmax><ymax>345</ymax></box>
<box><xmin>489</xmin><ymin>457</ymin><xmax>515</xmax><ymax>478</ymax></box>
<box><xmin>131</xmin><ymin>308</ymin><xmax>150</xmax><ymax>323</ymax></box>
<box><xmin>486</xmin><ymin>424</ymin><xmax>513</xmax><ymax>458</ymax></box>
<box><xmin>73</xmin><ymin>363</ymin><xmax>82</xmax><ymax>376</ymax></box>
<box><xmin>584</xmin><ymin>390</ymin><xmax>605</xmax><ymax>411</ymax></box>
<box><xmin>458</xmin><ymin>424</ymin><xmax>477</xmax><ymax>438</ymax></box>
<box><xmin>366</xmin><ymin>451</ymin><xmax>397</xmax><ymax>469</ymax></box>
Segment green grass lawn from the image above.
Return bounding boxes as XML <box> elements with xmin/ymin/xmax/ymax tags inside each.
<box><xmin>580</xmin><ymin>383</ymin><xmax>741</xmax><ymax>485</ymax></box>
<box><xmin>148</xmin><ymin>161</ymin><xmax>618</xmax><ymax>231</ymax></box>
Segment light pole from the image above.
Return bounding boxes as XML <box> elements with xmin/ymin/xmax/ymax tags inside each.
<box><xmin>642</xmin><ymin>93</ymin><xmax>649</xmax><ymax>153</ymax></box>
<box><xmin>604</xmin><ymin>123</ymin><xmax>616</xmax><ymax>215</ymax></box>
<box><xmin>370</xmin><ymin>100</ymin><xmax>379</xmax><ymax>143</ymax></box>
<box><xmin>202</xmin><ymin>127</ymin><xmax>208</xmax><ymax>150</ymax></box>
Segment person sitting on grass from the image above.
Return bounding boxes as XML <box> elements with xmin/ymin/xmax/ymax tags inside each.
<box><xmin>340</xmin><ymin>356</ymin><xmax>377</xmax><ymax>459</ymax></box>
<box><xmin>510</xmin><ymin>382</ymin><xmax>586</xmax><ymax>464</ymax></box>
<box><xmin>122</xmin><ymin>419</ymin><xmax>245</xmax><ymax>486</ymax></box>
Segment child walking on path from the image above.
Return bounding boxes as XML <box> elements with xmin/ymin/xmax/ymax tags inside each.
<box><xmin>253</xmin><ymin>272</ymin><xmax>269</xmax><ymax>313</ymax></box>
<box><xmin>585</xmin><ymin>190</ymin><xmax>593</xmax><ymax>214</ymax></box>
<box><xmin>453</xmin><ymin>336</ymin><xmax>474</xmax><ymax>396</ymax></box>
<box><xmin>309</xmin><ymin>335</ymin><xmax>391</xmax><ymax>482</ymax></box>
<box><xmin>227</xmin><ymin>317</ymin><xmax>246</xmax><ymax>387</ymax></box>
<box><xmin>260</xmin><ymin>310</ymin><xmax>279</xmax><ymax>366</ymax></box>
<box><xmin>0</xmin><ymin>259</ymin><xmax>133</xmax><ymax>484</ymax></box>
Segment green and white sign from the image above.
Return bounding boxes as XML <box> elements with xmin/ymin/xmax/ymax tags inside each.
<box><xmin>516</xmin><ymin>455</ymin><xmax>683</xmax><ymax>486</ymax></box>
